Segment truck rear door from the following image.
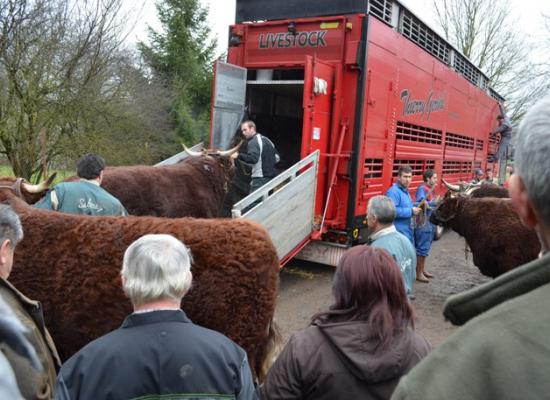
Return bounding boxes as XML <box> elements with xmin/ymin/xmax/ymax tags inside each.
<box><xmin>210</xmin><ymin>61</ymin><xmax>247</xmax><ymax>150</ymax></box>
<box><xmin>301</xmin><ymin>56</ymin><xmax>335</xmax><ymax>216</ymax></box>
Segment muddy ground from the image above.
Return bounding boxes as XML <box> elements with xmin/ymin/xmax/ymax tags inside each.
<box><xmin>275</xmin><ymin>230</ymin><xmax>489</xmax><ymax>347</ymax></box>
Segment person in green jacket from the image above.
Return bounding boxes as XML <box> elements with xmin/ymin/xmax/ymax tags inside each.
<box><xmin>34</xmin><ymin>154</ymin><xmax>127</xmax><ymax>216</ymax></box>
<box><xmin>392</xmin><ymin>95</ymin><xmax>550</xmax><ymax>400</ymax></box>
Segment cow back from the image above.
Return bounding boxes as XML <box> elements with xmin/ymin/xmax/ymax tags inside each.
<box><xmin>8</xmin><ymin>202</ymin><xmax>279</xmax><ymax>378</ymax></box>
<box><xmin>67</xmin><ymin>156</ymin><xmax>231</xmax><ymax>218</ymax></box>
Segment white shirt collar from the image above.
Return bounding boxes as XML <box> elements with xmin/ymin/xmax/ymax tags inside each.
<box><xmin>369</xmin><ymin>225</ymin><xmax>397</xmax><ymax>242</ymax></box>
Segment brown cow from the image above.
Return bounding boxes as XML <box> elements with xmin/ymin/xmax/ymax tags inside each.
<box><xmin>0</xmin><ymin>176</ymin><xmax>279</xmax><ymax>380</ymax></box>
<box><xmin>469</xmin><ymin>183</ymin><xmax>509</xmax><ymax>198</ymax></box>
<box><xmin>430</xmin><ymin>190</ymin><xmax>540</xmax><ymax>278</ymax></box>
<box><xmin>65</xmin><ymin>147</ymin><xmax>238</xmax><ymax>218</ymax></box>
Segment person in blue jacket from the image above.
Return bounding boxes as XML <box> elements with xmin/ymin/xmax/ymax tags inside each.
<box><xmin>386</xmin><ymin>165</ymin><xmax>421</xmax><ymax>244</ymax></box>
<box><xmin>366</xmin><ymin>195</ymin><xmax>417</xmax><ymax>299</ymax></box>
<box><xmin>414</xmin><ymin>169</ymin><xmax>438</xmax><ymax>282</ymax></box>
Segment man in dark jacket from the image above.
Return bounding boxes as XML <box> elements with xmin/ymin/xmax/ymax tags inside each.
<box><xmin>34</xmin><ymin>154</ymin><xmax>127</xmax><ymax>216</ymax></box>
<box><xmin>232</xmin><ymin>120</ymin><xmax>279</xmax><ymax>194</ymax></box>
<box><xmin>0</xmin><ymin>204</ymin><xmax>61</xmax><ymax>400</ymax></box>
<box><xmin>55</xmin><ymin>234</ymin><xmax>256</xmax><ymax>400</ymax></box>
<box><xmin>392</xmin><ymin>94</ymin><xmax>550</xmax><ymax>400</ymax></box>
<box><xmin>488</xmin><ymin>102</ymin><xmax>513</xmax><ymax>163</ymax></box>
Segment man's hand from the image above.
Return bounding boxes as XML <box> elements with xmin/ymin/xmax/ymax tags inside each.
<box><xmin>412</xmin><ymin>207</ymin><xmax>421</xmax><ymax>215</ymax></box>
<box><xmin>230</xmin><ymin>152</ymin><xmax>239</xmax><ymax>160</ymax></box>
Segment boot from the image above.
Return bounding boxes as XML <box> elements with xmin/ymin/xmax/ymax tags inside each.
<box><xmin>416</xmin><ymin>255</ymin><xmax>429</xmax><ymax>283</ymax></box>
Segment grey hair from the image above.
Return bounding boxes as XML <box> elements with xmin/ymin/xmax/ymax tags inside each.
<box><xmin>367</xmin><ymin>195</ymin><xmax>396</xmax><ymax>224</ymax></box>
<box><xmin>0</xmin><ymin>204</ymin><xmax>23</xmax><ymax>247</ymax></box>
<box><xmin>121</xmin><ymin>234</ymin><xmax>193</xmax><ymax>307</ymax></box>
<box><xmin>514</xmin><ymin>95</ymin><xmax>550</xmax><ymax>224</ymax></box>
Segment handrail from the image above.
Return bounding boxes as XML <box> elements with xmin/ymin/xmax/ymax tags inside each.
<box><xmin>232</xmin><ymin>150</ymin><xmax>320</xmax><ymax>218</ymax></box>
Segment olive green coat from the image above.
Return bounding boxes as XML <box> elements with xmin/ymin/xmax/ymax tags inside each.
<box><xmin>0</xmin><ymin>278</ymin><xmax>60</xmax><ymax>400</ymax></box>
<box><xmin>392</xmin><ymin>253</ymin><xmax>550</xmax><ymax>400</ymax></box>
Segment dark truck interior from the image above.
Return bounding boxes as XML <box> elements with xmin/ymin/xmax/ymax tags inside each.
<box><xmin>244</xmin><ymin>68</ymin><xmax>305</xmax><ymax>171</ymax></box>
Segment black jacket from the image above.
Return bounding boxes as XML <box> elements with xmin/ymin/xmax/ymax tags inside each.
<box><xmin>238</xmin><ymin>134</ymin><xmax>279</xmax><ymax>179</ymax></box>
<box><xmin>55</xmin><ymin>310</ymin><xmax>256</xmax><ymax>400</ymax></box>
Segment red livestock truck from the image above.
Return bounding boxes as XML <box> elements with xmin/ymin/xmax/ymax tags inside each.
<box><xmin>210</xmin><ymin>0</ymin><xmax>503</xmax><ymax>266</ymax></box>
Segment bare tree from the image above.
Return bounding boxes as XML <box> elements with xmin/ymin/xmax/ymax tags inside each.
<box><xmin>0</xmin><ymin>0</ymin><xmax>129</xmax><ymax>180</ymax></box>
<box><xmin>433</xmin><ymin>0</ymin><xmax>548</xmax><ymax>120</ymax></box>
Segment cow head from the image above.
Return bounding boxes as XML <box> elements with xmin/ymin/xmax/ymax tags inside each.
<box><xmin>430</xmin><ymin>190</ymin><xmax>464</xmax><ymax>226</ymax></box>
<box><xmin>442</xmin><ymin>178</ymin><xmax>509</xmax><ymax>199</ymax></box>
<box><xmin>441</xmin><ymin>178</ymin><xmax>480</xmax><ymax>194</ymax></box>
<box><xmin>0</xmin><ymin>174</ymin><xmax>56</xmax><ymax>204</ymax></box>
<box><xmin>182</xmin><ymin>142</ymin><xmax>242</xmax><ymax>192</ymax></box>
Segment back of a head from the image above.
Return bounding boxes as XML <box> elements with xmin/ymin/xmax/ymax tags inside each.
<box><xmin>328</xmin><ymin>246</ymin><xmax>413</xmax><ymax>345</ymax></box>
<box><xmin>0</xmin><ymin>204</ymin><xmax>23</xmax><ymax>247</ymax></box>
<box><xmin>77</xmin><ymin>154</ymin><xmax>105</xmax><ymax>180</ymax></box>
<box><xmin>515</xmin><ymin>95</ymin><xmax>550</xmax><ymax>225</ymax></box>
<box><xmin>121</xmin><ymin>234</ymin><xmax>193</xmax><ymax>307</ymax></box>
<box><xmin>368</xmin><ymin>195</ymin><xmax>396</xmax><ymax>224</ymax></box>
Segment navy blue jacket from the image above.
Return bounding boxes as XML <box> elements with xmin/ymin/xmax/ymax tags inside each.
<box><xmin>55</xmin><ymin>310</ymin><xmax>256</xmax><ymax>400</ymax></box>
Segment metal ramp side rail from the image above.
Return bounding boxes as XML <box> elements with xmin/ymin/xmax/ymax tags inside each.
<box><xmin>232</xmin><ymin>151</ymin><xmax>320</xmax><ymax>266</ymax></box>
<box><xmin>154</xmin><ymin>143</ymin><xmax>204</xmax><ymax>166</ymax></box>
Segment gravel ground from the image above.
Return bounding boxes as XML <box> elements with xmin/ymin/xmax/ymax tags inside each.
<box><xmin>274</xmin><ymin>230</ymin><xmax>489</xmax><ymax>347</ymax></box>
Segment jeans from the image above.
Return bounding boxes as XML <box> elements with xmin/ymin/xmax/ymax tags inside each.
<box><xmin>249</xmin><ymin>177</ymin><xmax>272</xmax><ymax>194</ymax></box>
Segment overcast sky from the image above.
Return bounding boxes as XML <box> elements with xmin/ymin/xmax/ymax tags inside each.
<box><xmin>126</xmin><ymin>0</ymin><xmax>549</xmax><ymax>56</ymax></box>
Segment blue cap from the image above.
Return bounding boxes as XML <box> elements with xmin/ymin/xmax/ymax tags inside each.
<box><xmin>475</xmin><ymin>168</ymin><xmax>483</xmax><ymax>176</ymax></box>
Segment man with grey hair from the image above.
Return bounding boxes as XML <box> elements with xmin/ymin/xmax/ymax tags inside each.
<box><xmin>392</xmin><ymin>95</ymin><xmax>550</xmax><ymax>399</ymax></box>
<box><xmin>0</xmin><ymin>204</ymin><xmax>60</xmax><ymax>399</ymax></box>
<box><xmin>55</xmin><ymin>234</ymin><xmax>256</xmax><ymax>400</ymax></box>
<box><xmin>366</xmin><ymin>195</ymin><xmax>416</xmax><ymax>299</ymax></box>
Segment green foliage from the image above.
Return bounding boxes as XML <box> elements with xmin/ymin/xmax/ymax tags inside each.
<box><xmin>139</xmin><ymin>0</ymin><xmax>217</xmax><ymax>145</ymax></box>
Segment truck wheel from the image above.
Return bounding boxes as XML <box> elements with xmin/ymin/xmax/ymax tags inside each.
<box><xmin>433</xmin><ymin>225</ymin><xmax>445</xmax><ymax>241</ymax></box>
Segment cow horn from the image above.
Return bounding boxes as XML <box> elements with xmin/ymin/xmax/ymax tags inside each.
<box><xmin>182</xmin><ymin>143</ymin><xmax>204</xmax><ymax>157</ymax></box>
<box><xmin>442</xmin><ymin>179</ymin><xmax>461</xmax><ymax>192</ymax></box>
<box><xmin>465</xmin><ymin>183</ymin><xmax>481</xmax><ymax>196</ymax></box>
<box><xmin>21</xmin><ymin>172</ymin><xmax>57</xmax><ymax>193</ymax></box>
<box><xmin>217</xmin><ymin>141</ymin><xmax>243</xmax><ymax>157</ymax></box>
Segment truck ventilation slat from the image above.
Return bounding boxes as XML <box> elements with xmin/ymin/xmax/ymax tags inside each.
<box><xmin>475</xmin><ymin>139</ymin><xmax>484</xmax><ymax>151</ymax></box>
<box><xmin>369</xmin><ymin>0</ymin><xmax>392</xmax><ymax>24</ymax></box>
<box><xmin>453</xmin><ymin>52</ymin><xmax>480</xmax><ymax>86</ymax></box>
<box><xmin>396</xmin><ymin>121</ymin><xmax>443</xmax><ymax>145</ymax></box>
<box><xmin>392</xmin><ymin>160</ymin><xmax>435</xmax><ymax>177</ymax></box>
<box><xmin>363</xmin><ymin>159</ymin><xmax>384</xmax><ymax>178</ymax></box>
<box><xmin>401</xmin><ymin>11</ymin><xmax>449</xmax><ymax>64</ymax></box>
<box><xmin>445</xmin><ymin>132</ymin><xmax>475</xmax><ymax>149</ymax></box>
<box><xmin>442</xmin><ymin>160</ymin><xmax>473</xmax><ymax>174</ymax></box>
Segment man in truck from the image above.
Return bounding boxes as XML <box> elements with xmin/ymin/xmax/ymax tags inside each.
<box><xmin>488</xmin><ymin>102</ymin><xmax>513</xmax><ymax>163</ymax></box>
<box><xmin>232</xmin><ymin>120</ymin><xmax>279</xmax><ymax>194</ymax></box>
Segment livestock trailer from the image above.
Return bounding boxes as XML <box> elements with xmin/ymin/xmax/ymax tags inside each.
<box><xmin>210</xmin><ymin>0</ymin><xmax>503</xmax><ymax>266</ymax></box>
